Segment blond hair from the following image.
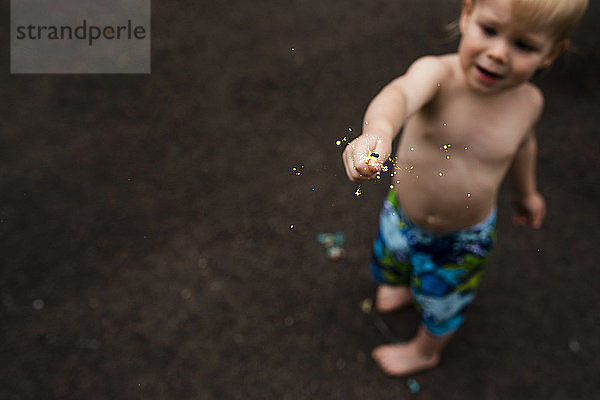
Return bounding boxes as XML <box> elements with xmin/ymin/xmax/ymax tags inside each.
<box><xmin>469</xmin><ymin>0</ymin><xmax>588</xmax><ymax>43</ymax></box>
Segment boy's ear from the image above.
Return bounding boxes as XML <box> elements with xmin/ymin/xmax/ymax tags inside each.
<box><xmin>462</xmin><ymin>0</ymin><xmax>473</xmax><ymax>13</ymax></box>
<box><xmin>543</xmin><ymin>39</ymin><xmax>568</xmax><ymax>68</ymax></box>
<box><xmin>459</xmin><ymin>0</ymin><xmax>473</xmax><ymax>34</ymax></box>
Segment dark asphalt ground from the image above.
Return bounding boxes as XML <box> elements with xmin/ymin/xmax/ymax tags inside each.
<box><xmin>2</xmin><ymin>1</ymin><xmax>599</xmax><ymax>398</ymax></box>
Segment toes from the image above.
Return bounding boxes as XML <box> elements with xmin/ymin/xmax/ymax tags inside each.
<box><xmin>372</xmin><ymin>344</ymin><xmax>404</xmax><ymax>373</ymax></box>
<box><xmin>371</xmin><ymin>346</ymin><xmax>393</xmax><ymax>373</ymax></box>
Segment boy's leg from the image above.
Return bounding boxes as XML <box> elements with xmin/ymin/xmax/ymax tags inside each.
<box><xmin>370</xmin><ymin>192</ymin><xmax>414</xmax><ymax>312</ymax></box>
<box><xmin>372</xmin><ymin>210</ymin><xmax>496</xmax><ymax>376</ymax></box>
<box><xmin>372</xmin><ymin>324</ymin><xmax>452</xmax><ymax>376</ymax></box>
<box><xmin>375</xmin><ymin>284</ymin><xmax>413</xmax><ymax>313</ymax></box>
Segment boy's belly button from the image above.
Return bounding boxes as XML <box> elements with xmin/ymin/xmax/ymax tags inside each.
<box><xmin>426</xmin><ymin>215</ymin><xmax>438</xmax><ymax>225</ymax></box>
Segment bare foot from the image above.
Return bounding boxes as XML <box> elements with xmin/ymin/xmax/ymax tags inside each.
<box><xmin>375</xmin><ymin>285</ymin><xmax>413</xmax><ymax>313</ymax></box>
<box><xmin>372</xmin><ymin>342</ymin><xmax>440</xmax><ymax>376</ymax></box>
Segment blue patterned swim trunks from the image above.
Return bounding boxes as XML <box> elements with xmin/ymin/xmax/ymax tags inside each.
<box><xmin>371</xmin><ymin>190</ymin><xmax>496</xmax><ymax>336</ymax></box>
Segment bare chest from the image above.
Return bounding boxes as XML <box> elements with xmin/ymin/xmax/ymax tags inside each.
<box><xmin>410</xmin><ymin>94</ymin><xmax>532</xmax><ymax>164</ymax></box>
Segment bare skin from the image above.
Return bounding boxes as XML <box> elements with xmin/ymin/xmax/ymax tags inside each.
<box><xmin>375</xmin><ymin>285</ymin><xmax>414</xmax><ymax>313</ymax></box>
<box><xmin>372</xmin><ymin>325</ymin><xmax>452</xmax><ymax>376</ymax></box>
<box><xmin>342</xmin><ymin>0</ymin><xmax>568</xmax><ymax>376</ymax></box>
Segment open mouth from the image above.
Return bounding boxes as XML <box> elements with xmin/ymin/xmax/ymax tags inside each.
<box><xmin>476</xmin><ymin>66</ymin><xmax>502</xmax><ymax>80</ymax></box>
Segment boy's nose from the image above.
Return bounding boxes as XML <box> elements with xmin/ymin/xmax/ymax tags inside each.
<box><xmin>486</xmin><ymin>40</ymin><xmax>509</xmax><ymax>64</ymax></box>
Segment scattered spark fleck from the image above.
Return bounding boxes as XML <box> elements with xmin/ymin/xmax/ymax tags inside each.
<box><xmin>365</xmin><ymin>121</ymin><xmax>369</xmax><ymax>126</ymax></box>
<box><xmin>389</xmin><ymin>184</ymin><xmax>394</xmax><ymax>189</ymax></box>
<box><xmin>311</xmin><ymin>186</ymin><xmax>317</xmax><ymax>191</ymax></box>
<box><xmin>441</xmin><ymin>144</ymin><xmax>453</xmax><ymax>160</ymax></box>
<box><xmin>291</xmin><ymin>47</ymin><xmax>295</xmax><ymax>52</ymax></box>
<box><xmin>366</xmin><ymin>156</ymin><xmax>378</xmax><ymax>166</ymax></box>
<box><xmin>348</xmin><ymin>127</ymin><xmax>353</xmax><ymax>132</ymax></box>
<box><xmin>410</xmin><ymin>147</ymin><xmax>415</xmax><ymax>152</ymax></box>
<box><xmin>381</xmin><ymin>165</ymin><xmax>388</xmax><ymax>172</ymax></box>
<box><xmin>464</xmin><ymin>146</ymin><xmax>469</xmax><ymax>151</ymax></box>
<box><xmin>436</xmin><ymin>83</ymin><xmax>441</xmax><ymax>87</ymax></box>
<box><xmin>355</xmin><ymin>187</ymin><xmax>362</xmax><ymax>196</ymax></box>
<box><xmin>442</xmin><ymin>122</ymin><xmax>447</xmax><ymax>127</ymax></box>
<box><xmin>292</xmin><ymin>165</ymin><xmax>304</xmax><ymax>176</ymax></box>
<box><xmin>466</xmin><ymin>192</ymin><xmax>471</xmax><ymax>197</ymax></box>
<box><xmin>438</xmin><ymin>172</ymin><xmax>444</xmax><ymax>177</ymax></box>
<box><xmin>336</xmin><ymin>140</ymin><xmax>342</xmax><ymax>146</ymax></box>
<box><xmin>290</xmin><ymin>224</ymin><xmax>294</xmax><ymax>229</ymax></box>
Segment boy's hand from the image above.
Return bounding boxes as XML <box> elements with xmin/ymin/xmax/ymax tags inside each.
<box><xmin>342</xmin><ymin>134</ymin><xmax>391</xmax><ymax>182</ymax></box>
<box><xmin>512</xmin><ymin>192</ymin><xmax>546</xmax><ymax>229</ymax></box>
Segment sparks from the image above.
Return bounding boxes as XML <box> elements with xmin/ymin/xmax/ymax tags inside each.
<box><xmin>292</xmin><ymin>165</ymin><xmax>304</xmax><ymax>176</ymax></box>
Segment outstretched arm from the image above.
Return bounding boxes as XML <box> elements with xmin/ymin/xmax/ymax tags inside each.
<box><xmin>342</xmin><ymin>56</ymin><xmax>450</xmax><ymax>182</ymax></box>
<box><xmin>508</xmin><ymin>132</ymin><xmax>546</xmax><ymax>228</ymax></box>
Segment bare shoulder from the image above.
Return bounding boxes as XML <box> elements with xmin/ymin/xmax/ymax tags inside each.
<box><xmin>406</xmin><ymin>54</ymin><xmax>456</xmax><ymax>82</ymax></box>
<box><xmin>515</xmin><ymin>83</ymin><xmax>545</xmax><ymax>121</ymax></box>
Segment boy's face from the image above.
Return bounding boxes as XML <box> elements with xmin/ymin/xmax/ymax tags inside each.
<box><xmin>458</xmin><ymin>0</ymin><xmax>563</xmax><ymax>94</ymax></box>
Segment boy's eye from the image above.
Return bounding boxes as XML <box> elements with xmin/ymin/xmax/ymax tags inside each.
<box><xmin>480</xmin><ymin>25</ymin><xmax>496</xmax><ymax>36</ymax></box>
<box><xmin>515</xmin><ymin>40</ymin><xmax>535</xmax><ymax>52</ymax></box>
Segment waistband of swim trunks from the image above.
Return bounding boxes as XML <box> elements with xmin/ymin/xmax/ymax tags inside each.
<box><xmin>386</xmin><ymin>188</ymin><xmax>496</xmax><ymax>235</ymax></box>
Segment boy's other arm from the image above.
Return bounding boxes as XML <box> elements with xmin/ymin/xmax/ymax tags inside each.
<box><xmin>508</xmin><ymin>131</ymin><xmax>546</xmax><ymax>228</ymax></box>
<box><xmin>343</xmin><ymin>56</ymin><xmax>450</xmax><ymax>182</ymax></box>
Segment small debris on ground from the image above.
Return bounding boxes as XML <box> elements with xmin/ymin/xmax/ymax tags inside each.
<box><xmin>317</xmin><ymin>232</ymin><xmax>345</xmax><ymax>260</ymax></box>
<box><xmin>406</xmin><ymin>378</ymin><xmax>420</xmax><ymax>393</ymax></box>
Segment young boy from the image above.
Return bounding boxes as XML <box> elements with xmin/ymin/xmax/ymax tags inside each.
<box><xmin>342</xmin><ymin>0</ymin><xmax>587</xmax><ymax>376</ymax></box>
